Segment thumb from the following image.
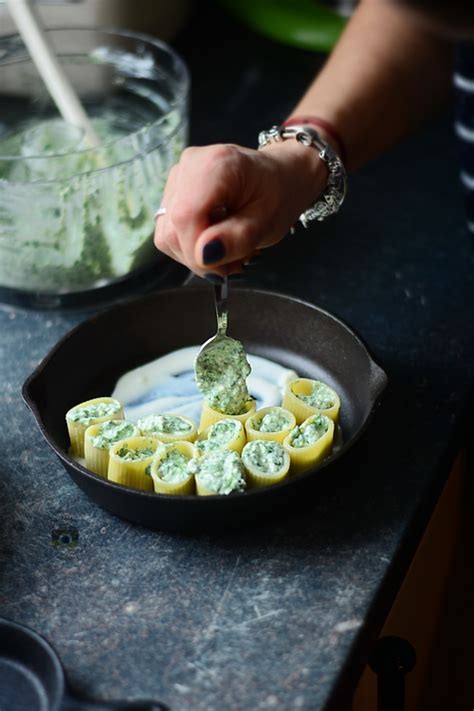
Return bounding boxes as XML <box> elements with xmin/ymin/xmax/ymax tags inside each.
<box><xmin>194</xmin><ymin>202</ymin><xmax>268</xmax><ymax>269</ymax></box>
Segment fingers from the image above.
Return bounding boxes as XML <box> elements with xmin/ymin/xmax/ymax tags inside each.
<box><xmin>154</xmin><ymin>145</ymin><xmax>246</xmax><ymax>274</ymax></box>
<box><xmin>194</xmin><ymin>205</ymin><xmax>264</xmax><ymax>271</ymax></box>
<box><xmin>170</xmin><ymin>146</ymin><xmax>246</xmax><ymax>267</ymax></box>
<box><xmin>153</xmin><ymin>163</ymin><xmax>181</xmax><ymax>263</ymax></box>
<box><xmin>153</xmin><ymin>142</ymin><xmax>296</xmax><ymax>278</ymax></box>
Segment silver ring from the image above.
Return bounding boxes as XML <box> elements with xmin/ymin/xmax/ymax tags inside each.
<box><xmin>154</xmin><ymin>207</ymin><xmax>167</xmax><ymax>220</ymax></box>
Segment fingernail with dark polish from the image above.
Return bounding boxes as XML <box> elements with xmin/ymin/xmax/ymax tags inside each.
<box><xmin>204</xmin><ymin>273</ymin><xmax>224</xmax><ymax>285</ymax></box>
<box><xmin>202</xmin><ymin>238</ymin><xmax>225</xmax><ymax>265</ymax></box>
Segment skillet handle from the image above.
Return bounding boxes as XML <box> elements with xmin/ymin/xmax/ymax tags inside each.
<box><xmin>62</xmin><ymin>696</ymin><xmax>168</xmax><ymax>711</ymax></box>
<box><xmin>368</xmin><ymin>359</ymin><xmax>388</xmax><ymax>402</ymax></box>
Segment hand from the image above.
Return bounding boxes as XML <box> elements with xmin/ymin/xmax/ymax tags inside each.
<box><xmin>153</xmin><ymin>139</ymin><xmax>328</xmax><ymax>279</ymax></box>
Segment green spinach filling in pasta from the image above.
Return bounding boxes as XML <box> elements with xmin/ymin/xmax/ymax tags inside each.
<box><xmin>296</xmin><ymin>381</ymin><xmax>335</xmax><ymax>410</ymax></box>
<box><xmin>253</xmin><ymin>410</ymin><xmax>290</xmax><ymax>433</ymax></box>
<box><xmin>242</xmin><ymin>440</ymin><xmax>286</xmax><ymax>474</ymax></box>
<box><xmin>189</xmin><ymin>449</ymin><xmax>246</xmax><ymax>494</ymax></box>
<box><xmin>67</xmin><ymin>401</ymin><xmax>121</xmax><ymax>426</ymax></box>
<box><xmin>289</xmin><ymin>415</ymin><xmax>329</xmax><ymax>448</ymax></box>
<box><xmin>156</xmin><ymin>450</ymin><xmax>191</xmax><ymax>483</ymax></box>
<box><xmin>138</xmin><ymin>414</ymin><xmax>192</xmax><ymax>435</ymax></box>
<box><xmin>91</xmin><ymin>420</ymin><xmax>136</xmax><ymax>450</ymax></box>
<box><xmin>115</xmin><ymin>445</ymin><xmax>156</xmax><ymax>461</ymax></box>
<box><xmin>208</xmin><ymin>419</ymin><xmax>239</xmax><ymax>444</ymax></box>
<box><xmin>196</xmin><ymin>419</ymin><xmax>242</xmax><ymax>454</ymax></box>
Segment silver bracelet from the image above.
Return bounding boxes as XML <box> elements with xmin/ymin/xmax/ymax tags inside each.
<box><xmin>258</xmin><ymin>124</ymin><xmax>347</xmax><ymax>228</ymax></box>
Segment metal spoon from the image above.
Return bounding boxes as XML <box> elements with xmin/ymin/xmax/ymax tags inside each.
<box><xmin>195</xmin><ymin>276</ymin><xmax>232</xmax><ymax>363</ymax></box>
<box><xmin>194</xmin><ymin>277</ymin><xmax>249</xmax><ymax>402</ymax></box>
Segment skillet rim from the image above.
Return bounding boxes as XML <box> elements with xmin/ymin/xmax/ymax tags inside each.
<box><xmin>22</xmin><ymin>287</ymin><xmax>388</xmax><ymax>503</ymax></box>
<box><xmin>0</xmin><ymin>616</ymin><xmax>65</xmax><ymax>711</ymax></box>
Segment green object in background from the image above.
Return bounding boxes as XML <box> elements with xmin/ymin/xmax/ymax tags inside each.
<box><xmin>218</xmin><ymin>0</ymin><xmax>347</xmax><ymax>52</ymax></box>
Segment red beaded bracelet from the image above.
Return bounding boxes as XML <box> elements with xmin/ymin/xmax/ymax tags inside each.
<box><xmin>283</xmin><ymin>115</ymin><xmax>347</xmax><ymax>164</ymax></box>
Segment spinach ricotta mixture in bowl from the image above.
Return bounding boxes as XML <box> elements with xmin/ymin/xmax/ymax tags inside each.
<box><xmin>90</xmin><ymin>420</ymin><xmax>137</xmax><ymax>450</ymax></box>
<box><xmin>67</xmin><ymin>400</ymin><xmax>121</xmax><ymax>426</ymax></box>
<box><xmin>242</xmin><ymin>440</ymin><xmax>286</xmax><ymax>475</ymax></box>
<box><xmin>289</xmin><ymin>415</ymin><xmax>330</xmax><ymax>448</ymax></box>
<box><xmin>189</xmin><ymin>449</ymin><xmax>246</xmax><ymax>495</ymax></box>
<box><xmin>195</xmin><ymin>337</ymin><xmax>251</xmax><ymax>415</ymax></box>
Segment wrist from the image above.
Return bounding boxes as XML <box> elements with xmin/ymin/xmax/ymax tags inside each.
<box><xmin>258</xmin><ymin>124</ymin><xmax>348</xmax><ymax>226</ymax></box>
<box><xmin>259</xmin><ymin>137</ymin><xmax>329</xmax><ymax>200</ymax></box>
<box><xmin>283</xmin><ymin>115</ymin><xmax>347</xmax><ymax>164</ymax></box>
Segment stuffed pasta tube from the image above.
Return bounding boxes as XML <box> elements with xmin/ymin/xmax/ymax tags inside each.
<box><xmin>241</xmin><ymin>440</ymin><xmax>290</xmax><ymax>488</ymax></box>
<box><xmin>84</xmin><ymin>419</ymin><xmax>139</xmax><ymax>477</ymax></box>
<box><xmin>150</xmin><ymin>441</ymin><xmax>196</xmax><ymax>496</ymax></box>
<box><xmin>195</xmin><ymin>419</ymin><xmax>246</xmax><ymax>456</ymax></box>
<box><xmin>108</xmin><ymin>436</ymin><xmax>160</xmax><ymax>491</ymax></box>
<box><xmin>245</xmin><ymin>406</ymin><xmax>296</xmax><ymax>444</ymax></box>
<box><xmin>199</xmin><ymin>399</ymin><xmax>256</xmax><ymax>432</ymax></box>
<box><xmin>188</xmin><ymin>449</ymin><xmax>246</xmax><ymax>496</ymax></box>
<box><xmin>137</xmin><ymin>413</ymin><xmax>197</xmax><ymax>444</ymax></box>
<box><xmin>283</xmin><ymin>414</ymin><xmax>334</xmax><ymax>475</ymax></box>
<box><xmin>282</xmin><ymin>378</ymin><xmax>340</xmax><ymax>423</ymax></box>
<box><xmin>66</xmin><ymin>397</ymin><xmax>123</xmax><ymax>457</ymax></box>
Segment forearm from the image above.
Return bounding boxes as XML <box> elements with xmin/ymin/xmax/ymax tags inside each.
<box><xmin>155</xmin><ymin>1</ymin><xmax>455</xmax><ymax>274</ymax></box>
<box><xmin>289</xmin><ymin>0</ymin><xmax>453</xmax><ymax>170</ymax></box>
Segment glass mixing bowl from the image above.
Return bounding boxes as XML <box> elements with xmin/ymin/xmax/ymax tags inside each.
<box><xmin>0</xmin><ymin>28</ymin><xmax>189</xmax><ymax>306</ymax></box>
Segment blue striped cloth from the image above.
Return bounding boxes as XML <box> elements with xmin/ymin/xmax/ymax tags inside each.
<box><xmin>455</xmin><ymin>43</ymin><xmax>474</xmax><ymax>233</ymax></box>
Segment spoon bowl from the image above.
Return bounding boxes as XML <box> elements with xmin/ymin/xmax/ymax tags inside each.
<box><xmin>194</xmin><ymin>278</ymin><xmax>252</xmax><ymax>416</ymax></box>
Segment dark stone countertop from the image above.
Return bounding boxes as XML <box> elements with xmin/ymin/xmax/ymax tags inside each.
<box><xmin>1</xmin><ymin>4</ymin><xmax>473</xmax><ymax>710</ymax></box>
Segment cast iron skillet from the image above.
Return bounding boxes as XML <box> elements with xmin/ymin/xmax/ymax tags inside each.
<box><xmin>22</xmin><ymin>287</ymin><xmax>387</xmax><ymax>532</ymax></box>
<box><xmin>0</xmin><ymin>618</ymin><xmax>166</xmax><ymax>711</ymax></box>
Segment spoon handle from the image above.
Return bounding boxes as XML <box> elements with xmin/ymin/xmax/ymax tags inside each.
<box><xmin>214</xmin><ymin>276</ymin><xmax>228</xmax><ymax>336</ymax></box>
<box><xmin>6</xmin><ymin>0</ymin><xmax>99</xmax><ymax>147</ymax></box>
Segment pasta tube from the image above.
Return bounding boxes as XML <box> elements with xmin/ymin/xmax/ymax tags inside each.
<box><xmin>196</xmin><ymin>419</ymin><xmax>246</xmax><ymax>456</ymax></box>
<box><xmin>283</xmin><ymin>414</ymin><xmax>334</xmax><ymax>475</ymax></box>
<box><xmin>66</xmin><ymin>397</ymin><xmax>123</xmax><ymax>457</ymax></box>
<box><xmin>245</xmin><ymin>406</ymin><xmax>296</xmax><ymax>444</ymax></box>
<box><xmin>242</xmin><ymin>440</ymin><xmax>290</xmax><ymax>488</ymax></box>
<box><xmin>137</xmin><ymin>413</ymin><xmax>197</xmax><ymax>444</ymax></box>
<box><xmin>108</xmin><ymin>436</ymin><xmax>160</xmax><ymax>491</ymax></box>
<box><xmin>282</xmin><ymin>378</ymin><xmax>340</xmax><ymax>423</ymax></box>
<box><xmin>199</xmin><ymin>399</ymin><xmax>256</xmax><ymax>432</ymax></box>
<box><xmin>150</xmin><ymin>441</ymin><xmax>196</xmax><ymax>496</ymax></box>
<box><xmin>188</xmin><ymin>449</ymin><xmax>246</xmax><ymax>496</ymax></box>
<box><xmin>84</xmin><ymin>420</ymin><xmax>139</xmax><ymax>478</ymax></box>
